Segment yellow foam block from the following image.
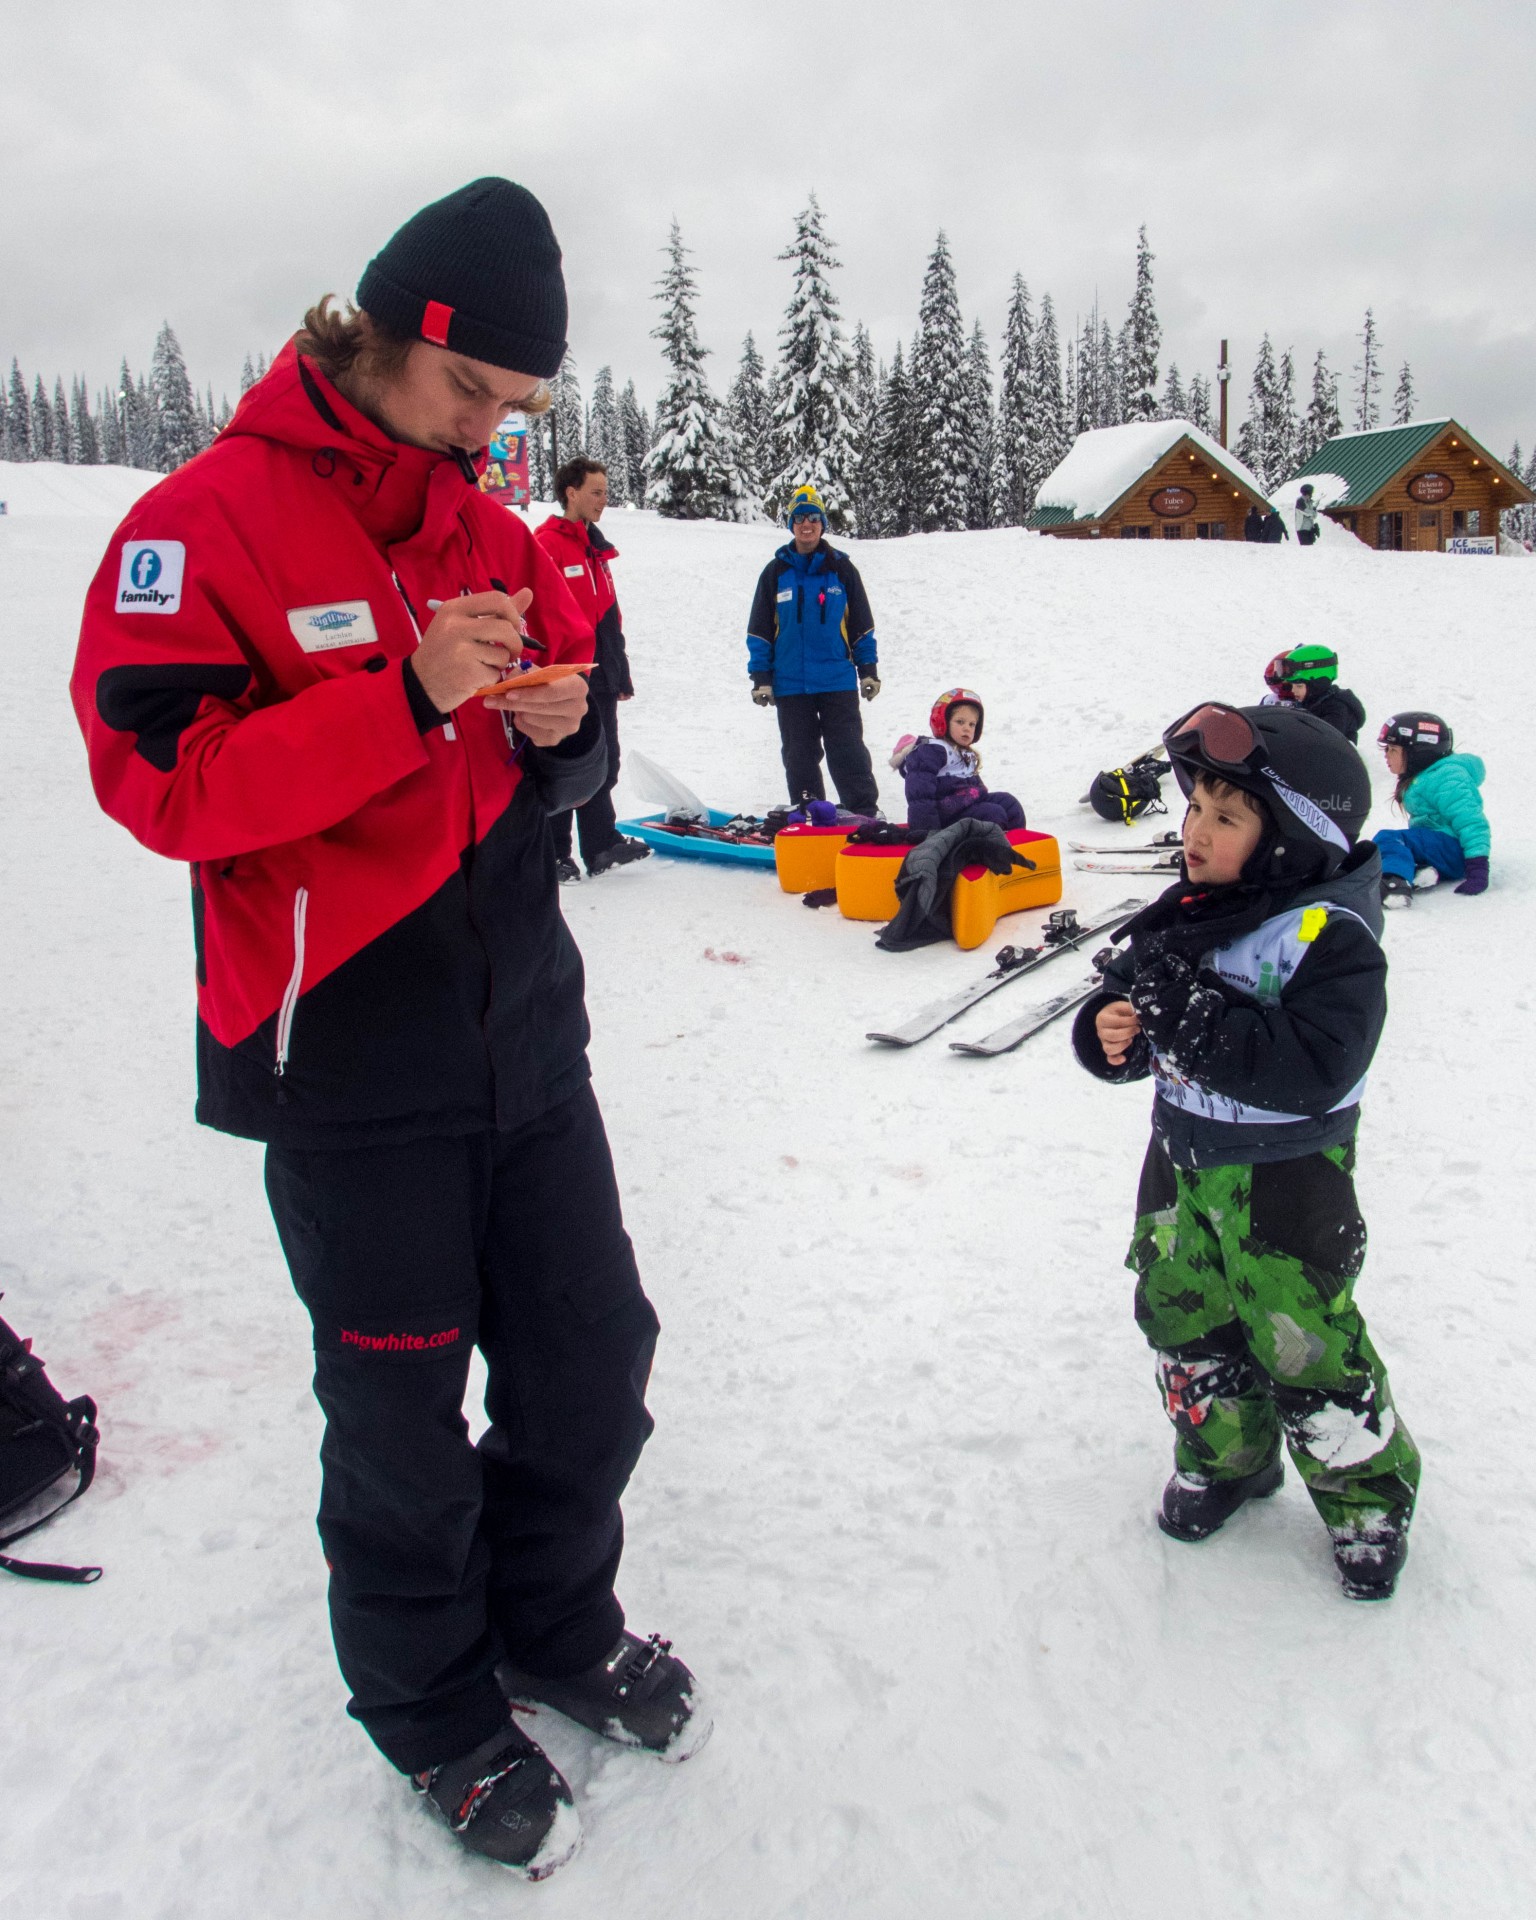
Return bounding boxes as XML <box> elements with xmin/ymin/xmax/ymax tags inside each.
<box><xmin>773</xmin><ymin>825</ymin><xmax>853</xmax><ymax>894</ymax></box>
<box><xmin>834</xmin><ymin>840</ymin><xmax>909</xmax><ymax>920</ymax></box>
<box><xmin>950</xmin><ymin>832</ymin><xmax>1062</xmax><ymax>949</ymax></box>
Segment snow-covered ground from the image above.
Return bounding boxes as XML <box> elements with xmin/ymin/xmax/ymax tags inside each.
<box><xmin>3</xmin><ymin>463</ymin><xmax>1534</xmax><ymax>1918</ymax></box>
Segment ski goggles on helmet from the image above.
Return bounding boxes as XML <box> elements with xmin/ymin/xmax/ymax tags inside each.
<box><xmin>1163</xmin><ymin>702</ymin><xmax>1267</xmax><ymax>773</ymax></box>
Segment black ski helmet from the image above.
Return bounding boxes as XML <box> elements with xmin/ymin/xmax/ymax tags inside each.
<box><xmin>1378</xmin><ymin>712</ymin><xmax>1453</xmax><ymax>779</ymax></box>
<box><xmin>1163</xmin><ymin>701</ymin><xmax>1372</xmax><ymax>881</ymax></box>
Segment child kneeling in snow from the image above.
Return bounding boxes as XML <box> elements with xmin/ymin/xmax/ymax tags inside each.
<box><xmin>1371</xmin><ymin>711</ymin><xmax>1489</xmax><ymax>908</ymax></box>
<box><xmin>892</xmin><ymin>688</ymin><xmax>1024</xmax><ymax>834</ymax></box>
<box><xmin>1071</xmin><ymin>701</ymin><xmax>1420</xmax><ymax>1601</ymax></box>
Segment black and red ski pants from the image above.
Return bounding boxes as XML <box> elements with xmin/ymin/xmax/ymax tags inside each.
<box><xmin>264</xmin><ymin>1083</ymin><xmax>658</xmax><ymax>1775</ymax></box>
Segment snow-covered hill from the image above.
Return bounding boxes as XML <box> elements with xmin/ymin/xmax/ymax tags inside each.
<box><xmin>2</xmin><ymin>493</ymin><xmax>1533</xmax><ymax>1919</ymax></box>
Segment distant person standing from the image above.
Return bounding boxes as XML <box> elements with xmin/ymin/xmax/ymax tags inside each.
<box><xmin>1261</xmin><ymin>508</ymin><xmax>1289</xmax><ymax>544</ymax></box>
<box><xmin>746</xmin><ymin>483</ymin><xmax>880</xmax><ymax>814</ymax></box>
<box><xmin>1295</xmin><ymin>483</ymin><xmax>1321</xmax><ymax>546</ymax></box>
<box><xmin>536</xmin><ymin>457</ymin><xmax>650</xmax><ymax>879</ymax></box>
<box><xmin>1244</xmin><ymin>502</ymin><xmax>1266</xmax><ymax>543</ymax></box>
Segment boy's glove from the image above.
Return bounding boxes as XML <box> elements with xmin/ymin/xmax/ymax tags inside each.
<box><xmin>1130</xmin><ymin>950</ymin><xmax>1225</xmax><ymax>1068</ymax></box>
<box><xmin>859</xmin><ymin>673</ymin><xmax>881</xmax><ymax>701</ymax></box>
<box><xmin>1454</xmin><ymin>856</ymin><xmax>1489</xmax><ymax>896</ymax></box>
<box><xmin>751</xmin><ymin>679</ymin><xmax>776</xmax><ymax>707</ymax></box>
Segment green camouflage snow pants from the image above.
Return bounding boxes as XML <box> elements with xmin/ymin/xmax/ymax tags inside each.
<box><xmin>1127</xmin><ymin>1139</ymin><xmax>1421</xmax><ymax>1533</ymax></box>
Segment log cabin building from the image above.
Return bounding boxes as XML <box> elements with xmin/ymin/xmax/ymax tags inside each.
<box><xmin>1289</xmin><ymin>419</ymin><xmax>1533</xmax><ymax>553</ymax></box>
<box><xmin>1027</xmin><ymin>420</ymin><xmax>1271</xmax><ymax>542</ymax></box>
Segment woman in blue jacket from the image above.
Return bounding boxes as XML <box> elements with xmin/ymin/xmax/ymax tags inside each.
<box><xmin>745</xmin><ymin>485</ymin><xmax>880</xmax><ymax>812</ymax></box>
<box><xmin>1372</xmin><ymin>712</ymin><xmax>1490</xmax><ymax>907</ymax></box>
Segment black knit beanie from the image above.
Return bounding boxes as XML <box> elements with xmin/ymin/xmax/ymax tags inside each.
<box><xmin>356</xmin><ymin>178</ymin><xmax>568</xmax><ymax>379</ymax></box>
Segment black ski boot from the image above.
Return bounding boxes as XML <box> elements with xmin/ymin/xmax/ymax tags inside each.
<box><xmin>1330</xmin><ymin>1517</ymin><xmax>1410</xmax><ymax>1601</ymax></box>
<box><xmin>413</xmin><ymin>1716</ymin><xmax>580</xmax><ymax>1879</ymax></box>
<box><xmin>588</xmin><ymin>836</ymin><xmax>652</xmax><ymax>876</ymax></box>
<box><xmin>1157</xmin><ymin>1458</ymin><xmax>1285</xmax><ymax>1542</ymax></box>
<box><xmin>499</xmin><ymin>1632</ymin><xmax>711</xmax><ymax>1762</ymax></box>
<box><xmin>1380</xmin><ymin>873</ymin><xmax>1414</xmax><ymax>910</ymax></box>
<box><xmin>555</xmin><ymin>856</ymin><xmax>582</xmax><ymax>885</ymax></box>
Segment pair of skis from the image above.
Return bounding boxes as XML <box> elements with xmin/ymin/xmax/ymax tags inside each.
<box><xmin>866</xmin><ymin>899</ymin><xmax>1144</xmax><ymax>1057</ymax></box>
<box><xmin>1069</xmin><ymin>831</ymin><xmax>1182</xmax><ymax>875</ymax></box>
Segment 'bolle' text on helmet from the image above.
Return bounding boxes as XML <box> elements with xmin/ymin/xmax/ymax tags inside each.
<box><xmin>929</xmin><ymin>687</ymin><xmax>985</xmax><ymax>741</ymax></box>
<box><xmin>1378</xmin><ymin>711</ymin><xmax>1453</xmax><ymax>780</ymax></box>
<box><xmin>1166</xmin><ymin>703</ymin><xmax>1372</xmax><ymax>880</ymax></box>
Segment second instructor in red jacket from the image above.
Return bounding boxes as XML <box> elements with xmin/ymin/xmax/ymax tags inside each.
<box><xmin>535</xmin><ymin>457</ymin><xmax>650</xmax><ymax>879</ymax></box>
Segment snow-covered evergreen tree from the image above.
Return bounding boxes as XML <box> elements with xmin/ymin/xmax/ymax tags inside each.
<box><xmin>1101</xmin><ymin>317</ymin><xmax>1123</xmax><ymax>427</ymax></box>
<box><xmin>1353</xmin><ymin>308</ymin><xmax>1382</xmax><ymax>433</ymax></box>
<box><xmin>1236</xmin><ymin>336</ymin><xmax>1280</xmax><ymax>487</ymax></box>
<box><xmin>586</xmin><ymin>365</ymin><xmax>625</xmax><ymax>503</ymax></box>
<box><xmin>2</xmin><ymin>362</ymin><xmax>23</xmax><ymax>460</ymax></box>
<box><xmin>1296</xmin><ymin>349</ymin><xmax>1343</xmax><ymax>468</ymax></box>
<box><xmin>908</xmin><ymin>232</ymin><xmax>972</xmax><ymax>532</ymax></box>
<box><xmin>524</xmin><ymin>410</ymin><xmax>553</xmax><ymax>501</ymax></box>
<box><xmin>1074</xmin><ymin>313</ymin><xmax>1098</xmax><ymax>434</ymax></box>
<box><xmin>1159</xmin><ymin>362</ymin><xmax>1187</xmax><ymax>423</ymax></box>
<box><xmin>846</xmin><ymin>323</ymin><xmax>882</xmax><ymax>539</ymax></box>
<box><xmin>240</xmin><ymin>354</ymin><xmax>257</xmax><ymax>394</ymax></box>
<box><xmin>1392</xmin><ymin>361</ymin><xmax>1415</xmax><ymax>425</ymax></box>
<box><xmin>53</xmin><ymin>377</ymin><xmax>73</xmax><ymax>463</ymax></box>
<box><xmin>97</xmin><ymin>384</ymin><xmax>123</xmax><ymax>465</ymax></box>
<box><xmin>870</xmin><ymin>339</ymin><xmax>917</xmax><ymax>538</ymax></box>
<box><xmin>995</xmin><ymin>274</ymin><xmax>1040</xmax><ymax>526</ymax></box>
<box><xmin>31</xmin><ymin>375</ymin><xmax>54</xmax><ymax>459</ymax></box>
<box><xmin>550</xmin><ymin>354</ymin><xmax>584</xmax><ymax>471</ymax></box>
<box><xmin>619</xmin><ymin>380</ymin><xmax>649</xmax><ymax>507</ymax></box>
<box><xmin>1270</xmin><ymin>348</ymin><xmax>1298</xmax><ymax>484</ymax></box>
<box><xmin>1188</xmin><ymin>371</ymin><xmax>1214</xmax><ymax>437</ymax></box>
<box><xmin>121</xmin><ymin>363</ymin><xmax>158</xmax><ymax>471</ymax></box>
<box><xmin>962</xmin><ymin>319</ymin><xmax>996</xmax><ymax>530</ymax></box>
<box><xmin>725</xmin><ymin>332</ymin><xmax>773</xmax><ymax>509</ymax></box>
<box><xmin>644</xmin><ymin>220</ymin><xmax>748</xmax><ymax>521</ymax></box>
<box><xmin>767</xmin><ymin>196</ymin><xmax>858</xmax><ymax>528</ymax></box>
<box><xmin>1123</xmin><ymin>226</ymin><xmax>1160</xmax><ymax>421</ymax></box>
<box><xmin>151</xmin><ymin>324</ymin><xmax>200</xmax><ymax>471</ymax></box>
<box><xmin>1034</xmin><ymin>294</ymin><xmax>1070</xmax><ymax>490</ymax></box>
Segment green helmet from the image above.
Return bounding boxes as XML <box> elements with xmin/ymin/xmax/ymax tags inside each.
<box><xmin>1267</xmin><ymin>643</ymin><xmax>1338</xmax><ymax>686</ymax></box>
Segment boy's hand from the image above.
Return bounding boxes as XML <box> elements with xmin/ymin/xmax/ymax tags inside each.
<box><xmin>1095</xmin><ymin>998</ymin><xmax>1142</xmax><ymax>1067</ymax></box>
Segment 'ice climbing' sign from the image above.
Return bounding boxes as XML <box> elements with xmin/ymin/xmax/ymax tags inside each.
<box><xmin>116</xmin><ymin>540</ymin><xmax>186</xmax><ymax>614</ymax></box>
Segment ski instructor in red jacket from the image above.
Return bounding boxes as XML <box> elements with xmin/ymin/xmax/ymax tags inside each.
<box><xmin>71</xmin><ymin>179</ymin><xmax>705</xmax><ymax>1880</ymax></box>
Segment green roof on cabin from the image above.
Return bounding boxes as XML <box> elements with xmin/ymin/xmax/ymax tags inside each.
<box><xmin>1026</xmin><ymin>504</ymin><xmax>1076</xmax><ymax>528</ymax></box>
<box><xmin>1289</xmin><ymin>420</ymin><xmax>1449</xmax><ymax>508</ymax></box>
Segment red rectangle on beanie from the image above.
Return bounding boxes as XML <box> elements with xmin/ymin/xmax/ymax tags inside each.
<box><xmin>422</xmin><ymin>300</ymin><xmax>454</xmax><ymax>347</ymax></box>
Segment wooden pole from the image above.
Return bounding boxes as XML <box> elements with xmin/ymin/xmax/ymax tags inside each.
<box><xmin>1218</xmin><ymin>339</ymin><xmax>1230</xmax><ymax>449</ymax></box>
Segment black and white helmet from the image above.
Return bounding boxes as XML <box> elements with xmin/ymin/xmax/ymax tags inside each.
<box><xmin>1163</xmin><ymin>701</ymin><xmax>1372</xmax><ymax>880</ymax></box>
<box><xmin>1378</xmin><ymin>711</ymin><xmax>1453</xmax><ymax>780</ymax></box>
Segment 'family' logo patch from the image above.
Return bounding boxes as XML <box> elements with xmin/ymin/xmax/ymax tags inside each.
<box><xmin>286</xmin><ymin>601</ymin><xmax>379</xmax><ymax>652</ymax></box>
<box><xmin>115</xmin><ymin>540</ymin><xmax>186</xmax><ymax>613</ymax></box>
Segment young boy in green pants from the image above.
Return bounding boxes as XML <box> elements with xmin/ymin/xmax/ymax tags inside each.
<box><xmin>1073</xmin><ymin>701</ymin><xmax>1420</xmax><ymax>1599</ymax></box>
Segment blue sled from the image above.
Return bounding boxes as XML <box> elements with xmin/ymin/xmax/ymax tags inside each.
<box><xmin>616</xmin><ymin>809</ymin><xmax>777</xmax><ymax>868</ymax></box>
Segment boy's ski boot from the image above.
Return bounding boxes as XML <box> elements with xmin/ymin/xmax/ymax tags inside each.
<box><xmin>555</xmin><ymin>856</ymin><xmax>582</xmax><ymax>885</ymax></box>
<box><xmin>588</xmin><ymin>836</ymin><xmax>652</xmax><ymax>876</ymax></box>
<box><xmin>1380</xmin><ymin>873</ymin><xmax>1414</xmax><ymax>910</ymax></box>
<box><xmin>499</xmin><ymin>1632</ymin><xmax>711</xmax><ymax>1762</ymax></box>
<box><xmin>1157</xmin><ymin>1458</ymin><xmax>1285</xmax><ymax>1542</ymax></box>
<box><xmin>1330</xmin><ymin>1516</ymin><xmax>1410</xmax><ymax>1601</ymax></box>
<box><xmin>413</xmin><ymin>1715</ymin><xmax>580</xmax><ymax>1879</ymax></box>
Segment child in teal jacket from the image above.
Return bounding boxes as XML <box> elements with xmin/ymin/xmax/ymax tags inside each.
<box><xmin>1371</xmin><ymin>712</ymin><xmax>1489</xmax><ymax>908</ymax></box>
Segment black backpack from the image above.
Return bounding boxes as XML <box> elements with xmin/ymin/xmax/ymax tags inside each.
<box><xmin>1089</xmin><ymin>758</ymin><xmax>1170</xmax><ymax>825</ymax></box>
<box><xmin>0</xmin><ymin>1301</ymin><xmax>101</xmax><ymax>1583</ymax></box>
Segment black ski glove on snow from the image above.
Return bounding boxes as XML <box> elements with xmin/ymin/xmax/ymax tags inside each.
<box><xmin>1130</xmin><ymin>950</ymin><xmax>1225</xmax><ymax>1070</ymax></box>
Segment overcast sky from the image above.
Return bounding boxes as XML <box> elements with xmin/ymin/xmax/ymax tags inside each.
<box><xmin>5</xmin><ymin>0</ymin><xmax>1534</xmax><ymax>455</ymax></box>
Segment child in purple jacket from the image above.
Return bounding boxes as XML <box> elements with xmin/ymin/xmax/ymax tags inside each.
<box><xmin>892</xmin><ymin>688</ymin><xmax>1026</xmax><ymax>835</ymax></box>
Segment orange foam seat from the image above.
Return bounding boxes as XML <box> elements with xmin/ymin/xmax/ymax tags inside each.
<box><xmin>834</xmin><ymin>828</ymin><xmax>1062</xmax><ymax>947</ymax></box>
<box><xmin>773</xmin><ymin>824</ymin><xmax>854</xmax><ymax>894</ymax></box>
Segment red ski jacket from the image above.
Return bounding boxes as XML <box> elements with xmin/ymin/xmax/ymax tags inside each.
<box><xmin>533</xmin><ymin>513</ymin><xmax>633</xmax><ymax>699</ymax></box>
<box><xmin>71</xmin><ymin>343</ymin><xmax>605</xmax><ymax>1147</ymax></box>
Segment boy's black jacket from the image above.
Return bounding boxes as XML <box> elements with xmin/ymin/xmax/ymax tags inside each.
<box><xmin>1071</xmin><ymin>844</ymin><xmax>1387</xmax><ymax>1168</ymax></box>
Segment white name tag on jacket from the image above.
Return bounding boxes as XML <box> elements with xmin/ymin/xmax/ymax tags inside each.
<box><xmin>563</xmin><ymin>564</ymin><xmax>584</xmax><ymax>578</ymax></box>
<box><xmin>286</xmin><ymin>601</ymin><xmax>379</xmax><ymax>652</ymax></box>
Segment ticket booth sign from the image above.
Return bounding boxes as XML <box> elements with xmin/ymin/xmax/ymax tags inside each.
<box><xmin>480</xmin><ymin>412</ymin><xmax>530</xmax><ymax>508</ymax></box>
<box><xmin>1408</xmin><ymin>471</ymin><xmax>1454</xmax><ymax>504</ymax></box>
<box><xmin>1149</xmin><ymin>486</ymin><xmax>1196</xmax><ymax>518</ymax></box>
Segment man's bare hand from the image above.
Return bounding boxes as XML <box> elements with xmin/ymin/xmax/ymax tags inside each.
<box><xmin>411</xmin><ymin>588</ymin><xmax>532</xmax><ymax>713</ymax></box>
<box><xmin>487</xmin><ymin>670</ymin><xmax>590</xmax><ymax>746</ymax></box>
<box><xmin>1095</xmin><ymin>997</ymin><xmax>1142</xmax><ymax>1067</ymax></box>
